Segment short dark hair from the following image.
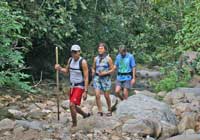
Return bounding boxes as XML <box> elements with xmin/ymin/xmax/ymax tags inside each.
<box><xmin>119</xmin><ymin>44</ymin><xmax>126</xmax><ymax>52</ymax></box>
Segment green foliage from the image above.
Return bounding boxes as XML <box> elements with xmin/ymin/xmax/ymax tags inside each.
<box><xmin>192</xmin><ymin>54</ymin><xmax>200</xmax><ymax>75</ymax></box>
<box><xmin>0</xmin><ymin>1</ymin><xmax>33</xmax><ymax>92</ymax></box>
<box><xmin>5</xmin><ymin>0</ymin><xmax>186</xmax><ymax>71</ymax></box>
<box><xmin>154</xmin><ymin>63</ymin><xmax>191</xmax><ymax>92</ymax></box>
<box><xmin>7</xmin><ymin>0</ymin><xmax>82</xmax><ymax>79</ymax></box>
<box><xmin>74</xmin><ymin>0</ymin><xmax>181</xmax><ymax>66</ymax></box>
<box><xmin>1</xmin><ymin>0</ymin><xmax>199</xmax><ymax>93</ymax></box>
<box><xmin>175</xmin><ymin>0</ymin><xmax>200</xmax><ymax>52</ymax></box>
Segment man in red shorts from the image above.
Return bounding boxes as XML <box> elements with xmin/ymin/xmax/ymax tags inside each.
<box><xmin>55</xmin><ymin>44</ymin><xmax>90</xmax><ymax>127</ymax></box>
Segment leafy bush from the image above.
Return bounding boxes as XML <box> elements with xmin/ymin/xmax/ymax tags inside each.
<box><xmin>153</xmin><ymin>64</ymin><xmax>191</xmax><ymax>92</ymax></box>
<box><xmin>0</xmin><ymin>1</ymin><xmax>33</xmax><ymax>92</ymax></box>
<box><xmin>192</xmin><ymin>54</ymin><xmax>200</xmax><ymax>75</ymax></box>
<box><xmin>175</xmin><ymin>0</ymin><xmax>200</xmax><ymax>52</ymax></box>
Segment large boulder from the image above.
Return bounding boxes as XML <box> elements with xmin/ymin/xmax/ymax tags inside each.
<box><xmin>116</xmin><ymin>94</ymin><xmax>178</xmax><ymax>138</ymax></box>
<box><xmin>0</xmin><ymin>118</ymin><xmax>15</xmax><ymax>132</ymax></box>
<box><xmin>75</xmin><ymin>115</ymin><xmax>121</xmax><ymax>132</ymax></box>
<box><xmin>178</xmin><ymin>113</ymin><xmax>197</xmax><ymax>133</ymax></box>
<box><xmin>164</xmin><ymin>88</ymin><xmax>200</xmax><ymax>105</ymax></box>
<box><xmin>136</xmin><ymin>70</ymin><xmax>161</xmax><ymax>80</ymax></box>
<box><xmin>165</xmin><ymin>134</ymin><xmax>200</xmax><ymax>140</ymax></box>
<box><xmin>116</xmin><ymin>94</ymin><xmax>177</xmax><ymax>125</ymax></box>
<box><xmin>122</xmin><ymin>119</ymin><xmax>162</xmax><ymax>138</ymax></box>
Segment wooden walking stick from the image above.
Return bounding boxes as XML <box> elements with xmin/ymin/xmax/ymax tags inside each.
<box><xmin>56</xmin><ymin>47</ymin><xmax>60</xmax><ymax>120</ymax></box>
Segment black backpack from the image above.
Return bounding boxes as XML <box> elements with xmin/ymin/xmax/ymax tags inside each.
<box><xmin>69</xmin><ymin>58</ymin><xmax>93</xmax><ymax>84</ymax></box>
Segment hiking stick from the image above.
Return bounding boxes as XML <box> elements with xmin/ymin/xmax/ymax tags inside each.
<box><xmin>56</xmin><ymin>47</ymin><xmax>60</xmax><ymax>120</ymax></box>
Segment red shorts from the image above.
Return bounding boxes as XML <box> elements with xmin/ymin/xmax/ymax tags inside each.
<box><xmin>69</xmin><ymin>87</ymin><xmax>84</xmax><ymax>105</ymax></box>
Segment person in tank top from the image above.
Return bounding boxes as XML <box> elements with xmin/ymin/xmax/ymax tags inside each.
<box><xmin>55</xmin><ymin>44</ymin><xmax>90</xmax><ymax>127</ymax></box>
<box><xmin>92</xmin><ymin>42</ymin><xmax>114</xmax><ymax>117</ymax></box>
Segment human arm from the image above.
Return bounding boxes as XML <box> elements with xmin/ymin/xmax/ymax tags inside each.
<box><xmin>92</xmin><ymin>57</ymin><xmax>96</xmax><ymax>77</ymax></box>
<box><xmin>130</xmin><ymin>55</ymin><xmax>136</xmax><ymax>85</ymax></box>
<box><xmin>54</xmin><ymin>58</ymin><xmax>70</xmax><ymax>74</ymax></box>
<box><xmin>81</xmin><ymin>59</ymin><xmax>89</xmax><ymax>100</ymax></box>
<box><xmin>131</xmin><ymin>67</ymin><xmax>136</xmax><ymax>85</ymax></box>
<box><xmin>113</xmin><ymin>56</ymin><xmax>118</xmax><ymax>72</ymax></box>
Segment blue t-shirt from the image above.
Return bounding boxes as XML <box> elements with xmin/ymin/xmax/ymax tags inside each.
<box><xmin>115</xmin><ymin>53</ymin><xmax>136</xmax><ymax>81</ymax></box>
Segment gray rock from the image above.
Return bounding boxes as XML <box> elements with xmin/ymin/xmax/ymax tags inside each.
<box><xmin>13</xmin><ymin>126</ymin><xmax>26</xmax><ymax>134</ymax></box>
<box><xmin>146</xmin><ymin>135</ymin><xmax>156</xmax><ymax>140</ymax></box>
<box><xmin>136</xmin><ymin>70</ymin><xmax>162</xmax><ymax>80</ymax></box>
<box><xmin>134</xmin><ymin>90</ymin><xmax>156</xmax><ymax>98</ymax></box>
<box><xmin>183</xmin><ymin>129</ymin><xmax>196</xmax><ymax>135</ymax></box>
<box><xmin>164</xmin><ymin>88</ymin><xmax>200</xmax><ymax>105</ymax></box>
<box><xmin>157</xmin><ymin>91</ymin><xmax>167</xmax><ymax>98</ymax></box>
<box><xmin>122</xmin><ymin>119</ymin><xmax>161</xmax><ymax>138</ymax></box>
<box><xmin>0</xmin><ymin>118</ymin><xmax>15</xmax><ymax>132</ymax></box>
<box><xmin>26</xmin><ymin>111</ymin><xmax>48</xmax><ymax>120</ymax></box>
<box><xmin>165</xmin><ymin>134</ymin><xmax>200</xmax><ymax>140</ymax></box>
<box><xmin>61</xmin><ymin>100</ymin><xmax>70</xmax><ymax>109</ymax></box>
<box><xmin>15</xmin><ymin>120</ymin><xmax>43</xmax><ymax>131</ymax></box>
<box><xmin>76</xmin><ymin>115</ymin><xmax>121</xmax><ymax>132</ymax></box>
<box><xmin>8</xmin><ymin>109</ymin><xmax>24</xmax><ymax>119</ymax></box>
<box><xmin>178</xmin><ymin>113</ymin><xmax>196</xmax><ymax>133</ymax></box>
<box><xmin>159</xmin><ymin>121</ymin><xmax>178</xmax><ymax>140</ymax></box>
<box><xmin>116</xmin><ymin>94</ymin><xmax>177</xmax><ymax>125</ymax></box>
<box><xmin>173</xmin><ymin>103</ymin><xmax>191</xmax><ymax>116</ymax></box>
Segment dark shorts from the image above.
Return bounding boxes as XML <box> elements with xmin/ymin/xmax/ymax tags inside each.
<box><xmin>69</xmin><ymin>87</ymin><xmax>84</xmax><ymax>105</ymax></box>
<box><xmin>116</xmin><ymin>80</ymin><xmax>132</xmax><ymax>89</ymax></box>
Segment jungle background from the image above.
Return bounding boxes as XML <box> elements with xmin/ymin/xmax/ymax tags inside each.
<box><xmin>1</xmin><ymin>1</ymin><xmax>200</xmax><ymax>140</ymax></box>
<box><xmin>1</xmin><ymin>0</ymin><xmax>200</xmax><ymax>93</ymax></box>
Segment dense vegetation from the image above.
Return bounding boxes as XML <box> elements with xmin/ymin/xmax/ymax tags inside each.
<box><xmin>0</xmin><ymin>0</ymin><xmax>200</xmax><ymax>92</ymax></box>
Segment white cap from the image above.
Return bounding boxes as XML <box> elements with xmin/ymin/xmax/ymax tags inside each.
<box><xmin>71</xmin><ymin>44</ymin><xmax>81</xmax><ymax>51</ymax></box>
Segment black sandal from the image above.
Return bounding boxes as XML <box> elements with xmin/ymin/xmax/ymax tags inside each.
<box><xmin>106</xmin><ymin>111</ymin><xmax>112</xmax><ymax>117</ymax></box>
<box><xmin>97</xmin><ymin>112</ymin><xmax>103</xmax><ymax>116</ymax></box>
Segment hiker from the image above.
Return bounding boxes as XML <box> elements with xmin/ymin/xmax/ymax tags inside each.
<box><xmin>114</xmin><ymin>45</ymin><xmax>136</xmax><ymax>100</ymax></box>
<box><xmin>92</xmin><ymin>42</ymin><xmax>114</xmax><ymax>116</ymax></box>
<box><xmin>55</xmin><ymin>44</ymin><xmax>90</xmax><ymax>127</ymax></box>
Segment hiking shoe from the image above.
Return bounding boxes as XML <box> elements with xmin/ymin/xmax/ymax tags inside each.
<box><xmin>83</xmin><ymin>113</ymin><xmax>91</xmax><ymax>119</ymax></box>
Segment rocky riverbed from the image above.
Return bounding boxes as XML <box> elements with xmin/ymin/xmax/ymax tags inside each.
<box><xmin>0</xmin><ymin>86</ymin><xmax>200</xmax><ymax>140</ymax></box>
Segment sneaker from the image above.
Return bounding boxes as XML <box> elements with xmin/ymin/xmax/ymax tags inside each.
<box><xmin>83</xmin><ymin>113</ymin><xmax>91</xmax><ymax>119</ymax></box>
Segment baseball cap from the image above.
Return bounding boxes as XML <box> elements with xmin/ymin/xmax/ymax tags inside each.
<box><xmin>71</xmin><ymin>44</ymin><xmax>81</xmax><ymax>51</ymax></box>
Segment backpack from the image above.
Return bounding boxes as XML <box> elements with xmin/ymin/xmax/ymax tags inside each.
<box><xmin>69</xmin><ymin>58</ymin><xmax>93</xmax><ymax>84</ymax></box>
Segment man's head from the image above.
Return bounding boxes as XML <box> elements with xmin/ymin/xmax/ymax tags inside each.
<box><xmin>71</xmin><ymin>44</ymin><xmax>81</xmax><ymax>60</ymax></box>
<box><xmin>119</xmin><ymin>45</ymin><xmax>127</xmax><ymax>57</ymax></box>
<box><xmin>98</xmin><ymin>42</ymin><xmax>107</xmax><ymax>55</ymax></box>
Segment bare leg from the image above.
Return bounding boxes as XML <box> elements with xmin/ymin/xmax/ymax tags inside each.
<box><xmin>95</xmin><ymin>89</ymin><xmax>102</xmax><ymax>113</ymax></box>
<box><xmin>75</xmin><ymin>106</ymin><xmax>88</xmax><ymax>118</ymax></box>
<box><xmin>70</xmin><ymin>102</ymin><xmax>77</xmax><ymax>127</ymax></box>
<box><xmin>115</xmin><ymin>85</ymin><xmax>124</xmax><ymax>100</ymax></box>
<box><xmin>104</xmin><ymin>91</ymin><xmax>111</xmax><ymax>111</ymax></box>
<box><xmin>123</xmin><ymin>88</ymin><xmax>129</xmax><ymax>100</ymax></box>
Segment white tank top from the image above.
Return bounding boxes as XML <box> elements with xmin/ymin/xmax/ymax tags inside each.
<box><xmin>69</xmin><ymin>57</ymin><xmax>84</xmax><ymax>85</ymax></box>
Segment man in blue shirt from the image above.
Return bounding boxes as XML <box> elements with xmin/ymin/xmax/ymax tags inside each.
<box><xmin>114</xmin><ymin>45</ymin><xmax>136</xmax><ymax>100</ymax></box>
